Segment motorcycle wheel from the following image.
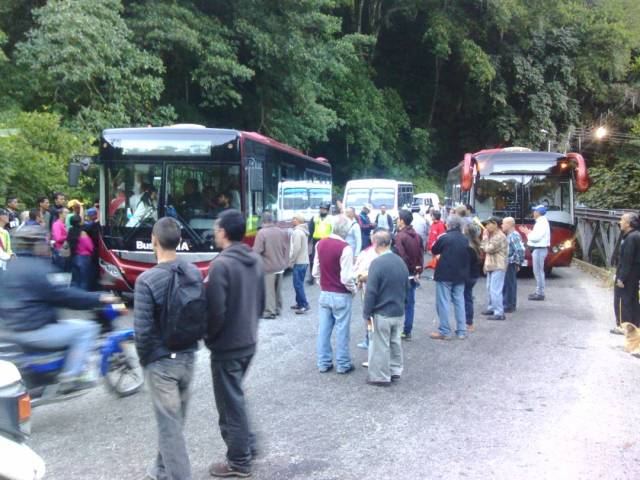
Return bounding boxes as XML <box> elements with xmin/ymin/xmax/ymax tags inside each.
<box><xmin>103</xmin><ymin>340</ymin><xmax>144</xmax><ymax>397</ymax></box>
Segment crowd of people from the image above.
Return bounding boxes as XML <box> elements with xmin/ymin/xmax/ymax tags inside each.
<box><xmin>0</xmin><ymin>193</ymin><xmax>101</xmax><ymax>289</ymax></box>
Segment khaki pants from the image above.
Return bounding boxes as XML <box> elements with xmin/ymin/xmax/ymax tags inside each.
<box><xmin>368</xmin><ymin>313</ymin><xmax>403</xmax><ymax>383</ymax></box>
<box><xmin>264</xmin><ymin>272</ymin><xmax>283</xmax><ymax>316</ymax></box>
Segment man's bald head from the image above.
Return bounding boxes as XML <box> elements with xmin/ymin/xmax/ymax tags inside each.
<box><xmin>502</xmin><ymin>216</ymin><xmax>516</xmax><ymax>233</ymax></box>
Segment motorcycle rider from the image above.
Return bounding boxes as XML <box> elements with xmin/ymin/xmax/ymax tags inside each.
<box><xmin>0</xmin><ymin>225</ymin><xmax>118</xmax><ymax>393</ymax></box>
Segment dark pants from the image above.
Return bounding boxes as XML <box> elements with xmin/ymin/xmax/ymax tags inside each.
<box><xmin>403</xmin><ymin>279</ymin><xmax>417</xmax><ymax>334</ymax></box>
<box><xmin>146</xmin><ymin>353</ymin><xmax>195</xmax><ymax>480</ymax></box>
<box><xmin>464</xmin><ymin>278</ymin><xmax>478</xmax><ymax>326</ymax></box>
<box><xmin>211</xmin><ymin>354</ymin><xmax>255</xmax><ymax>473</ymax></box>
<box><xmin>503</xmin><ymin>263</ymin><xmax>518</xmax><ymax>311</ymax></box>
<box><xmin>52</xmin><ymin>250</ymin><xmax>69</xmax><ymax>272</ymax></box>
<box><xmin>361</xmin><ymin>229</ymin><xmax>372</xmax><ymax>249</ymax></box>
<box><xmin>614</xmin><ymin>270</ymin><xmax>640</xmax><ymax>327</ymax></box>
<box><xmin>292</xmin><ymin>264</ymin><xmax>309</xmax><ymax>308</ymax></box>
<box><xmin>71</xmin><ymin>255</ymin><xmax>94</xmax><ymax>290</ymax></box>
<box><xmin>308</xmin><ymin>240</ymin><xmax>319</xmax><ymax>281</ymax></box>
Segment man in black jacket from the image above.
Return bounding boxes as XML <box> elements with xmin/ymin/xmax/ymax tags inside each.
<box><xmin>206</xmin><ymin>209</ymin><xmax>265</xmax><ymax>478</ymax></box>
<box><xmin>0</xmin><ymin>226</ymin><xmax>117</xmax><ymax>392</ymax></box>
<box><xmin>134</xmin><ymin>217</ymin><xmax>201</xmax><ymax>480</ymax></box>
<box><xmin>430</xmin><ymin>214</ymin><xmax>470</xmax><ymax>340</ymax></box>
<box><xmin>612</xmin><ymin>212</ymin><xmax>640</xmax><ymax>334</ymax></box>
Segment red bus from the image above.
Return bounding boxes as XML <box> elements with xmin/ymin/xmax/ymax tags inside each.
<box><xmin>91</xmin><ymin>125</ymin><xmax>331</xmax><ymax>294</ymax></box>
<box><xmin>445</xmin><ymin>147</ymin><xmax>589</xmax><ymax>270</ymax></box>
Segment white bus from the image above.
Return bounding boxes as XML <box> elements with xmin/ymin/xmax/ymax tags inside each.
<box><xmin>276</xmin><ymin>180</ymin><xmax>332</xmax><ymax>221</ymax></box>
<box><xmin>343</xmin><ymin>179</ymin><xmax>413</xmax><ymax>220</ymax></box>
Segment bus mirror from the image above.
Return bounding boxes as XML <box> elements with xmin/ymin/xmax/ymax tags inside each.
<box><xmin>68</xmin><ymin>163</ymin><xmax>81</xmax><ymax>187</ymax></box>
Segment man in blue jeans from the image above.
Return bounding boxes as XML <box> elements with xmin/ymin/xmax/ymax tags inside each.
<box><xmin>289</xmin><ymin>213</ymin><xmax>310</xmax><ymax>314</ymax></box>
<box><xmin>521</xmin><ymin>205</ymin><xmax>551</xmax><ymax>301</ymax></box>
<box><xmin>313</xmin><ymin>215</ymin><xmax>357</xmax><ymax>373</ymax></box>
<box><xmin>429</xmin><ymin>215</ymin><xmax>470</xmax><ymax>340</ymax></box>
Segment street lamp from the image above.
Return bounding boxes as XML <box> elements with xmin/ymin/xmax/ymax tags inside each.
<box><xmin>540</xmin><ymin>129</ymin><xmax>551</xmax><ymax>152</ymax></box>
<box><xmin>594</xmin><ymin>126</ymin><xmax>608</xmax><ymax>140</ymax></box>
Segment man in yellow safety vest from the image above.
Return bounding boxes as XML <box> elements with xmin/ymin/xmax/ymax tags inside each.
<box><xmin>307</xmin><ymin>202</ymin><xmax>332</xmax><ymax>284</ymax></box>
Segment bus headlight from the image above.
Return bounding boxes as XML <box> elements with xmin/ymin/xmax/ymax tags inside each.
<box><xmin>552</xmin><ymin>239</ymin><xmax>574</xmax><ymax>253</ymax></box>
<box><xmin>99</xmin><ymin>259</ymin><xmax>124</xmax><ymax>281</ymax></box>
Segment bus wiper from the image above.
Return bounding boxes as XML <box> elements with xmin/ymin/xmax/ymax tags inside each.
<box><xmin>166</xmin><ymin>206</ymin><xmax>207</xmax><ymax>247</ymax></box>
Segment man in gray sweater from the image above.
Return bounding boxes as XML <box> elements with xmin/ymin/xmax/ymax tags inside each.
<box><xmin>362</xmin><ymin>230</ymin><xmax>410</xmax><ymax>386</ymax></box>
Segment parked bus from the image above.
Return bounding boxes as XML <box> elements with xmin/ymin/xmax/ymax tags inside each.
<box><xmin>87</xmin><ymin>125</ymin><xmax>331</xmax><ymax>294</ymax></box>
<box><xmin>343</xmin><ymin>179</ymin><xmax>413</xmax><ymax>221</ymax></box>
<box><xmin>445</xmin><ymin>147</ymin><xmax>589</xmax><ymax>269</ymax></box>
<box><xmin>277</xmin><ymin>180</ymin><xmax>332</xmax><ymax>222</ymax></box>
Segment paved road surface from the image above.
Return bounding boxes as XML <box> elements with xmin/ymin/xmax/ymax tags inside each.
<box><xmin>30</xmin><ymin>266</ymin><xmax>640</xmax><ymax>479</ymax></box>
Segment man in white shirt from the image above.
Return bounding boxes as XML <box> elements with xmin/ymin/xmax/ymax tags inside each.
<box><xmin>375</xmin><ymin>205</ymin><xmax>393</xmax><ymax>231</ymax></box>
<box><xmin>521</xmin><ymin>205</ymin><xmax>551</xmax><ymax>301</ymax></box>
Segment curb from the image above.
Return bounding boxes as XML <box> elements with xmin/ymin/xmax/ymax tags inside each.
<box><xmin>572</xmin><ymin>258</ymin><xmax>614</xmax><ymax>287</ymax></box>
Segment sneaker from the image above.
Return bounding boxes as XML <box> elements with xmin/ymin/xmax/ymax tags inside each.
<box><xmin>391</xmin><ymin>374</ymin><xmax>401</xmax><ymax>381</ymax></box>
<box><xmin>528</xmin><ymin>293</ymin><xmax>545</xmax><ymax>301</ymax></box>
<box><xmin>429</xmin><ymin>332</ymin><xmax>452</xmax><ymax>340</ymax></box>
<box><xmin>457</xmin><ymin>333</ymin><xmax>467</xmax><ymax>340</ymax></box>
<box><xmin>361</xmin><ymin>361</ymin><xmax>369</xmax><ymax>368</ymax></box>
<box><xmin>290</xmin><ymin>304</ymin><xmax>300</xmax><ymax>310</ymax></box>
<box><xmin>318</xmin><ymin>365</ymin><xmax>333</xmax><ymax>373</ymax></box>
<box><xmin>337</xmin><ymin>365</ymin><xmax>355</xmax><ymax>374</ymax></box>
<box><xmin>307</xmin><ymin>279</ymin><xmax>315</xmax><ymax>286</ymax></box>
<box><xmin>209</xmin><ymin>461</ymin><xmax>251</xmax><ymax>478</ymax></box>
<box><xmin>294</xmin><ymin>306</ymin><xmax>310</xmax><ymax>314</ymax></box>
<box><xmin>261</xmin><ymin>314</ymin><xmax>276</xmax><ymax>320</ymax></box>
<box><xmin>481</xmin><ymin>309</ymin><xmax>494</xmax><ymax>316</ymax></box>
<box><xmin>488</xmin><ymin>314</ymin><xmax>506</xmax><ymax>321</ymax></box>
<box><xmin>467</xmin><ymin>324</ymin><xmax>476</xmax><ymax>333</ymax></box>
<box><xmin>356</xmin><ymin>341</ymin><xmax>369</xmax><ymax>350</ymax></box>
<box><xmin>610</xmin><ymin>326</ymin><xmax>625</xmax><ymax>335</ymax></box>
<box><xmin>401</xmin><ymin>332</ymin><xmax>412</xmax><ymax>341</ymax></box>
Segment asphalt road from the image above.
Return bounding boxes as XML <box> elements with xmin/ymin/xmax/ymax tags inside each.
<box><xmin>29</xmin><ymin>266</ymin><xmax>640</xmax><ymax>480</ymax></box>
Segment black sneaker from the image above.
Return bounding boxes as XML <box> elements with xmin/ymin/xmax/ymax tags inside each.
<box><xmin>337</xmin><ymin>365</ymin><xmax>355</xmax><ymax>374</ymax></box>
<box><xmin>295</xmin><ymin>306</ymin><xmax>310</xmax><ymax>314</ymax></box>
<box><xmin>401</xmin><ymin>332</ymin><xmax>412</xmax><ymax>340</ymax></box>
<box><xmin>488</xmin><ymin>314</ymin><xmax>506</xmax><ymax>321</ymax></box>
<box><xmin>290</xmin><ymin>304</ymin><xmax>300</xmax><ymax>310</ymax></box>
<box><xmin>481</xmin><ymin>309</ymin><xmax>494</xmax><ymax>315</ymax></box>
<box><xmin>528</xmin><ymin>294</ymin><xmax>545</xmax><ymax>301</ymax></box>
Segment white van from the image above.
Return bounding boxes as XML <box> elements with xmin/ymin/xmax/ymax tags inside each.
<box><xmin>276</xmin><ymin>180</ymin><xmax>332</xmax><ymax>221</ymax></box>
<box><xmin>413</xmin><ymin>192</ymin><xmax>441</xmax><ymax>216</ymax></box>
<box><xmin>343</xmin><ymin>179</ymin><xmax>413</xmax><ymax>221</ymax></box>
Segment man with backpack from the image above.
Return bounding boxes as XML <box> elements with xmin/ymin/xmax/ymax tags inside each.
<box><xmin>206</xmin><ymin>209</ymin><xmax>265</xmax><ymax>478</ymax></box>
<box><xmin>134</xmin><ymin>217</ymin><xmax>206</xmax><ymax>480</ymax></box>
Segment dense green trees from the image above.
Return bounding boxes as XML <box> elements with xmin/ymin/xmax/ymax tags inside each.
<box><xmin>1</xmin><ymin>0</ymin><xmax>640</xmax><ymax>206</ymax></box>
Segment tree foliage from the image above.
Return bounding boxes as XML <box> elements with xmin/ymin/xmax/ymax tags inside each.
<box><xmin>1</xmin><ymin>0</ymin><xmax>640</xmax><ymax>205</ymax></box>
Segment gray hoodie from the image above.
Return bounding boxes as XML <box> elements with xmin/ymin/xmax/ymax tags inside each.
<box><xmin>289</xmin><ymin>223</ymin><xmax>309</xmax><ymax>266</ymax></box>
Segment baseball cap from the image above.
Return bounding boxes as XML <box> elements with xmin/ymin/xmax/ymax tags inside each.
<box><xmin>532</xmin><ymin>205</ymin><xmax>547</xmax><ymax>215</ymax></box>
<box><xmin>86</xmin><ymin>207</ymin><xmax>98</xmax><ymax>217</ymax></box>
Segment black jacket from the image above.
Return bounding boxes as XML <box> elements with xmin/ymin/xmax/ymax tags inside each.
<box><xmin>0</xmin><ymin>256</ymin><xmax>102</xmax><ymax>331</ymax></box>
<box><xmin>468</xmin><ymin>246</ymin><xmax>482</xmax><ymax>280</ymax></box>
<box><xmin>431</xmin><ymin>229</ymin><xmax>470</xmax><ymax>284</ymax></box>
<box><xmin>205</xmin><ymin>243</ymin><xmax>265</xmax><ymax>360</ymax></box>
<box><xmin>133</xmin><ymin>259</ymin><xmax>200</xmax><ymax>367</ymax></box>
<box><xmin>616</xmin><ymin>229</ymin><xmax>640</xmax><ymax>282</ymax></box>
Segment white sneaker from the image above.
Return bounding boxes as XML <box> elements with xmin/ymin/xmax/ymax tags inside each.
<box><xmin>361</xmin><ymin>361</ymin><xmax>368</xmax><ymax>368</ymax></box>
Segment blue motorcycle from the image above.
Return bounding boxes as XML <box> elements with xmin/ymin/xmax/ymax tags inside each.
<box><xmin>0</xmin><ymin>305</ymin><xmax>144</xmax><ymax>407</ymax></box>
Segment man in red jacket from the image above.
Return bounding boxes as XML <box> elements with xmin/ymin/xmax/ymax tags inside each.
<box><xmin>395</xmin><ymin>209</ymin><xmax>424</xmax><ymax>340</ymax></box>
<box><xmin>427</xmin><ymin>210</ymin><xmax>446</xmax><ymax>252</ymax></box>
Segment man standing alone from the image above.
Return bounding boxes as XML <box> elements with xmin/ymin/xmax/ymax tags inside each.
<box><xmin>522</xmin><ymin>205</ymin><xmax>550</xmax><ymax>301</ymax></box>
<box><xmin>481</xmin><ymin>217</ymin><xmax>508</xmax><ymax>320</ymax></box>
<box><xmin>363</xmin><ymin>230</ymin><xmax>409</xmax><ymax>386</ymax></box>
<box><xmin>611</xmin><ymin>212</ymin><xmax>640</xmax><ymax>334</ymax></box>
<box><xmin>313</xmin><ymin>215</ymin><xmax>356</xmax><ymax>374</ymax></box>
<box><xmin>253</xmin><ymin>211</ymin><xmax>288</xmax><ymax>319</ymax></box>
<box><xmin>289</xmin><ymin>213</ymin><xmax>310</xmax><ymax>314</ymax></box>
<box><xmin>134</xmin><ymin>217</ymin><xmax>203</xmax><ymax>480</ymax></box>
<box><xmin>394</xmin><ymin>209</ymin><xmax>423</xmax><ymax>340</ymax></box>
<box><xmin>206</xmin><ymin>210</ymin><xmax>265</xmax><ymax>477</ymax></box>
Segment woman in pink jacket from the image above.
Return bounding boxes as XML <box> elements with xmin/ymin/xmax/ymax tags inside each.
<box><xmin>51</xmin><ymin>207</ymin><xmax>69</xmax><ymax>271</ymax></box>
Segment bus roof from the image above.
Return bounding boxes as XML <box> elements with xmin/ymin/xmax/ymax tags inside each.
<box><xmin>468</xmin><ymin>149</ymin><xmax>569</xmax><ymax>175</ymax></box>
<box><xmin>101</xmin><ymin>126</ymin><xmax>330</xmax><ymax>166</ymax></box>
<box><xmin>344</xmin><ymin>179</ymin><xmax>412</xmax><ymax>188</ymax></box>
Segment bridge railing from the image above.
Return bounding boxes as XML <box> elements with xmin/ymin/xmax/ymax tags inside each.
<box><xmin>574</xmin><ymin>207</ymin><xmax>637</xmax><ymax>267</ymax></box>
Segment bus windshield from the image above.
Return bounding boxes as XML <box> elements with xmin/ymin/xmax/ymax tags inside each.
<box><xmin>106</xmin><ymin>162</ymin><xmax>241</xmax><ymax>234</ymax></box>
<box><xmin>474</xmin><ymin>174</ymin><xmax>572</xmax><ymax>223</ymax></box>
<box><xmin>282</xmin><ymin>187</ymin><xmax>331</xmax><ymax>210</ymax></box>
<box><xmin>345</xmin><ymin>187</ymin><xmax>395</xmax><ymax>209</ymax></box>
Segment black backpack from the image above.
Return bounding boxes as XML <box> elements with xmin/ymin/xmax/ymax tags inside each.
<box><xmin>157</xmin><ymin>262</ymin><xmax>207</xmax><ymax>350</ymax></box>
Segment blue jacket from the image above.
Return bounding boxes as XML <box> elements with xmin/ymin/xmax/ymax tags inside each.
<box><xmin>0</xmin><ymin>256</ymin><xmax>102</xmax><ymax>331</ymax></box>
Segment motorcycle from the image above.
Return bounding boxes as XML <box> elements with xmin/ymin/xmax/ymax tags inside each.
<box><xmin>0</xmin><ymin>359</ymin><xmax>45</xmax><ymax>480</ymax></box>
<box><xmin>0</xmin><ymin>304</ymin><xmax>144</xmax><ymax>407</ymax></box>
